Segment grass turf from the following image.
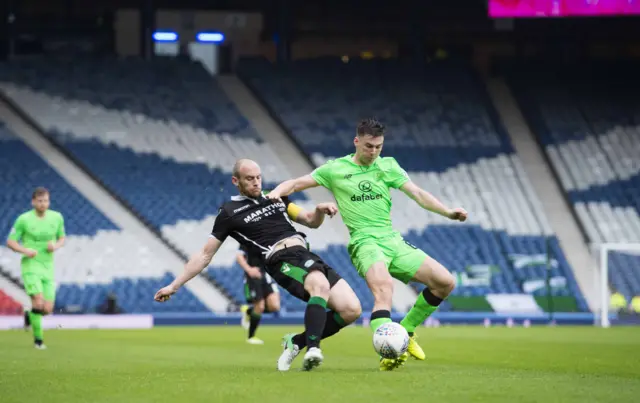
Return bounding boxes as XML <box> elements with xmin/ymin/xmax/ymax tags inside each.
<box><xmin>1</xmin><ymin>325</ymin><xmax>639</xmax><ymax>402</ymax></box>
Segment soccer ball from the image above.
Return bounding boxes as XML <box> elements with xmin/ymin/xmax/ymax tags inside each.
<box><xmin>373</xmin><ymin>322</ymin><xmax>410</xmax><ymax>359</ymax></box>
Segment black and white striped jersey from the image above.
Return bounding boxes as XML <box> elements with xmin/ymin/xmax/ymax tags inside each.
<box><xmin>210</xmin><ymin>194</ymin><xmax>305</xmax><ymax>258</ymax></box>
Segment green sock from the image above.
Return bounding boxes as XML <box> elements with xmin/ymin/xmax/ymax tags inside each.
<box><xmin>370</xmin><ymin>317</ymin><xmax>392</xmax><ymax>333</ymax></box>
<box><xmin>400</xmin><ymin>292</ymin><xmax>438</xmax><ymax>334</ymax></box>
<box><xmin>29</xmin><ymin>310</ymin><xmax>43</xmax><ymax>342</ymax></box>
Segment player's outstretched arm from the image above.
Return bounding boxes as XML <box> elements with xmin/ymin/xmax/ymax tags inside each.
<box><xmin>154</xmin><ymin>236</ymin><xmax>222</xmax><ymax>302</ymax></box>
<box><xmin>266</xmin><ymin>174</ymin><xmax>319</xmax><ymax>200</ymax></box>
<box><xmin>289</xmin><ymin>202</ymin><xmax>338</xmax><ymax>229</ymax></box>
<box><xmin>400</xmin><ymin>181</ymin><xmax>468</xmax><ymax>222</ymax></box>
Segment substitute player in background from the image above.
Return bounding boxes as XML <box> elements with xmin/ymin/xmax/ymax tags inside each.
<box><xmin>6</xmin><ymin>187</ymin><xmax>66</xmax><ymax>349</ymax></box>
<box><xmin>154</xmin><ymin>159</ymin><xmax>362</xmax><ymax>371</ymax></box>
<box><xmin>237</xmin><ymin>244</ymin><xmax>280</xmax><ymax>344</ymax></box>
<box><xmin>267</xmin><ymin>118</ymin><xmax>467</xmax><ymax>371</ymax></box>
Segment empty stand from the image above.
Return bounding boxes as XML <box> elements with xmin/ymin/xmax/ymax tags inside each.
<box><xmin>508</xmin><ymin>62</ymin><xmax>640</xmax><ymax>301</ymax></box>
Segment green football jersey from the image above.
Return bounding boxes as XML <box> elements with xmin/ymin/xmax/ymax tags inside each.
<box><xmin>7</xmin><ymin>209</ymin><xmax>65</xmax><ymax>269</ymax></box>
<box><xmin>311</xmin><ymin>154</ymin><xmax>410</xmax><ymax>241</ymax></box>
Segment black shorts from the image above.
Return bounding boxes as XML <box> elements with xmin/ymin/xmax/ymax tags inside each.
<box><xmin>265</xmin><ymin>245</ymin><xmax>342</xmax><ymax>303</ymax></box>
<box><xmin>243</xmin><ymin>271</ymin><xmax>277</xmax><ymax>303</ymax></box>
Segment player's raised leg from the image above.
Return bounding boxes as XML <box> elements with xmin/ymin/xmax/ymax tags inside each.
<box><xmin>279</xmin><ymin>279</ymin><xmax>361</xmax><ymax>371</ymax></box>
<box><xmin>394</xmin><ymin>244</ymin><xmax>456</xmax><ymax>360</ymax></box>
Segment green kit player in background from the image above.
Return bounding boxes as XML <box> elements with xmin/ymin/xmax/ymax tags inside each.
<box><xmin>267</xmin><ymin>118</ymin><xmax>467</xmax><ymax>371</ymax></box>
<box><xmin>6</xmin><ymin>187</ymin><xmax>66</xmax><ymax>349</ymax></box>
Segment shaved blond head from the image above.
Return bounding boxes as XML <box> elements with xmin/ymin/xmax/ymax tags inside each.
<box><xmin>232</xmin><ymin>159</ymin><xmax>260</xmax><ymax>178</ymax></box>
<box><xmin>232</xmin><ymin>159</ymin><xmax>263</xmax><ymax>198</ymax></box>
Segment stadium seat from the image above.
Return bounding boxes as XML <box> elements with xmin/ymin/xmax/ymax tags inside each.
<box><xmin>0</xmin><ymin>122</ymin><xmax>208</xmax><ymax>313</ymax></box>
<box><xmin>508</xmin><ymin>62</ymin><xmax>640</xmax><ymax>301</ymax></box>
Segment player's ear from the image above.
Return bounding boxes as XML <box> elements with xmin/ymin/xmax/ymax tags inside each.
<box><xmin>231</xmin><ymin>176</ymin><xmax>239</xmax><ymax>186</ymax></box>
<box><xmin>354</xmin><ymin>136</ymin><xmax>359</xmax><ymax>146</ymax></box>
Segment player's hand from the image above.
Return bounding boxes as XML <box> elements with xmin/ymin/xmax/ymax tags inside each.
<box><xmin>265</xmin><ymin>191</ymin><xmax>282</xmax><ymax>201</ymax></box>
<box><xmin>247</xmin><ymin>266</ymin><xmax>263</xmax><ymax>279</ymax></box>
<box><xmin>47</xmin><ymin>242</ymin><xmax>56</xmax><ymax>252</ymax></box>
<box><xmin>24</xmin><ymin>249</ymin><xmax>38</xmax><ymax>258</ymax></box>
<box><xmin>154</xmin><ymin>285</ymin><xmax>178</xmax><ymax>302</ymax></box>
<box><xmin>446</xmin><ymin>207</ymin><xmax>468</xmax><ymax>222</ymax></box>
<box><xmin>316</xmin><ymin>202</ymin><xmax>339</xmax><ymax>218</ymax></box>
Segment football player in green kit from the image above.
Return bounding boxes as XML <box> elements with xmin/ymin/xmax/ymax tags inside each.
<box><xmin>267</xmin><ymin>118</ymin><xmax>467</xmax><ymax>371</ymax></box>
<box><xmin>6</xmin><ymin>187</ymin><xmax>66</xmax><ymax>349</ymax></box>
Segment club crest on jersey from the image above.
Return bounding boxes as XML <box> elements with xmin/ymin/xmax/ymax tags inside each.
<box><xmin>358</xmin><ymin>180</ymin><xmax>373</xmax><ymax>192</ymax></box>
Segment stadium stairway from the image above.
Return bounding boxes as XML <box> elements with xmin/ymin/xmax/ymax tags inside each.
<box><xmin>506</xmin><ymin>62</ymin><xmax>640</xmax><ymax>307</ymax></box>
<box><xmin>485</xmin><ymin>77</ymin><xmax>597</xmax><ymax>311</ymax></box>
<box><xmin>0</xmin><ymin>102</ymin><xmax>229</xmax><ymax>313</ymax></box>
<box><xmin>237</xmin><ymin>56</ymin><xmax>589</xmax><ymax>313</ymax></box>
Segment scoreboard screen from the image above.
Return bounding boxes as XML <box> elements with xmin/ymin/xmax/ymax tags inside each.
<box><xmin>489</xmin><ymin>0</ymin><xmax>640</xmax><ymax>17</ymax></box>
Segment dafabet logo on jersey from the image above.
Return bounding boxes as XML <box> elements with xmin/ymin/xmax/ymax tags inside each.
<box><xmin>351</xmin><ymin>180</ymin><xmax>383</xmax><ymax>202</ymax></box>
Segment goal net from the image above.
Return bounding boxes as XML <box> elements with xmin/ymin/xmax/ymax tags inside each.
<box><xmin>595</xmin><ymin>243</ymin><xmax>640</xmax><ymax>327</ymax></box>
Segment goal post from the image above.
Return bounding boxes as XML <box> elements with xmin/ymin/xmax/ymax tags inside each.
<box><xmin>596</xmin><ymin>243</ymin><xmax>640</xmax><ymax>328</ymax></box>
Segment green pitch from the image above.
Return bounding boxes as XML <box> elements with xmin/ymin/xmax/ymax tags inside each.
<box><xmin>1</xmin><ymin>326</ymin><xmax>639</xmax><ymax>402</ymax></box>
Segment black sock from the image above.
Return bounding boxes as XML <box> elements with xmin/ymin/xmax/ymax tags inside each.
<box><xmin>304</xmin><ymin>296</ymin><xmax>327</xmax><ymax>349</ymax></box>
<box><xmin>24</xmin><ymin>311</ymin><xmax>30</xmax><ymax>327</ymax></box>
<box><xmin>248</xmin><ymin>311</ymin><xmax>262</xmax><ymax>338</ymax></box>
<box><xmin>292</xmin><ymin>310</ymin><xmax>348</xmax><ymax>349</ymax></box>
<box><xmin>422</xmin><ymin>288</ymin><xmax>443</xmax><ymax>306</ymax></box>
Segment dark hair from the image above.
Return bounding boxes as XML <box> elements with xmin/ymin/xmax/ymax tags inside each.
<box><xmin>32</xmin><ymin>187</ymin><xmax>49</xmax><ymax>199</ymax></box>
<box><xmin>356</xmin><ymin>118</ymin><xmax>385</xmax><ymax>137</ymax></box>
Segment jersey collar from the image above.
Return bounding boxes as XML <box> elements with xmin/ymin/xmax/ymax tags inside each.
<box><xmin>231</xmin><ymin>193</ymin><xmax>265</xmax><ymax>204</ymax></box>
<box><xmin>346</xmin><ymin>153</ymin><xmax>379</xmax><ymax>169</ymax></box>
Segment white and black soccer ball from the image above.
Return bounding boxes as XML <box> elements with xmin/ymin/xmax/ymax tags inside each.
<box><xmin>373</xmin><ymin>322</ymin><xmax>410</xmax><ymax>359</ymax></box>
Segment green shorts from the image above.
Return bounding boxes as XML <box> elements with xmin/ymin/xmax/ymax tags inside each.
<box><xmin>22</xmin><ymin>262</ymin><xmax>56</xmax><ymax>301</ymax></box>
<box><xmin>347</xmin><ymin>232</ymin><xmax>427</xmax><ymax>284</ymax></box>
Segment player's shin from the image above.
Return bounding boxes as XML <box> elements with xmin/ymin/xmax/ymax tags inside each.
<box><xmin>292</xmin><ymin>310</ymin><xmax>348</xmax><ymax>348</ymax></box>
<box><xmin>400</xmin><ymin>288</ymin><xmax>442</xmax><ymax>335</ymax></box>
<box><xmin>29</xmin><ymin>309</ymin><xmax>44</xmax><ymax>344</ymax></box>
<box><xmin>303</xmin><ymin>296</ymin><xmax>327</xmax><ymax>349</ymax></box>
<box><xmin>248</xmin><ymin>309</ymin><xmax>262</xmax><ymax>339</ymax></box>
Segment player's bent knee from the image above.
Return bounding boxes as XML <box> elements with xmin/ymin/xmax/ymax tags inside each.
<box><xmin>341</xmin><ymin>298</ymin><xmax>362</xmax><ymax>324</ymax></box>
<box><xmin>266</xmin><ymin>296</ymin><xmax>280</xmax><ymax>313</ymax></box>
<box><xmin>304</xmin><ymin>270</ymin><xmax>330</xmax><ymax>298</ymax></box>
<box><xmin>253</xmin><ymin>299</ymin><xmax>266</xmax><ymax>314</ymax></box>
<box><xmin>31</xmin><ymin>295</ymin><xmax>44</xmax><ymax>311</ymax></box>
<box><xmin>437</xmin><ymin>271</ymin><xmax>456</xmax><ymax>296</ymax></box>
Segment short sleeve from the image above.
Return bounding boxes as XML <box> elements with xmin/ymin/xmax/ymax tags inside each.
<box><xmin>310</xmin><ymin>161</ymin><xmax>334</xmax><ymax>189</ymax></box>
<box><xmin>7</xmin><ymin>215</ymin><xmax>24</xmax><ymax>242</ymax></box>
<box><xmin>57</xmin><ymin>214</ymin><xmax>66</xmax><ymax>238</ymax></box>
<box><xmin>386</xmin><ymin>158</ymin><xmax>410</xmax><ymax>189</ymax></box>
<box><xmin>210</xmin><ymin>208</ymin><xmax>232</xmax><ymax>242</ymax></box>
